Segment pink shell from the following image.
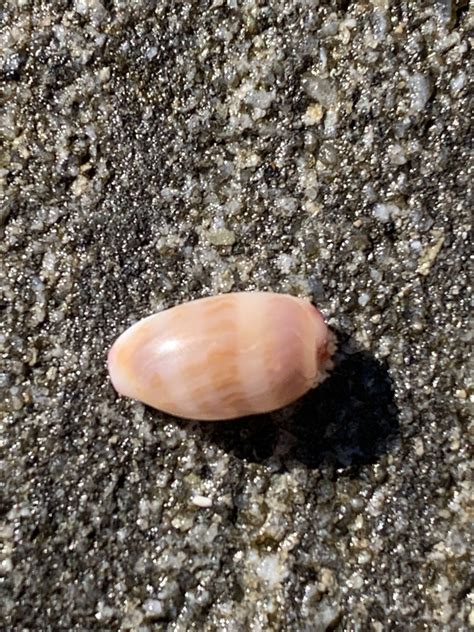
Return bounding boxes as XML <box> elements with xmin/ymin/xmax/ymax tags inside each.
<box><xmin>108</xmin><ymin>292</ymin><xmax>334</xmax><ymax>421</ymax></box>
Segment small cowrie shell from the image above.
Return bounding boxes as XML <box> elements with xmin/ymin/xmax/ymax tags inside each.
<box><xmin>108</xmin><ymin>292</ymin><xmax>335</xmax><ymax>421</ymax></box>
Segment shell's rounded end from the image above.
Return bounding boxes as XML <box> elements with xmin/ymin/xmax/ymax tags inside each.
<box><xmin>107</xmin><ymin>341</ymin><xmax>120</xmax><ymax>392</ymax></box>
<box><xmin>107</xmin><ymin>335</ymin><xmax>133</xmax><ymax>399</ymax></box>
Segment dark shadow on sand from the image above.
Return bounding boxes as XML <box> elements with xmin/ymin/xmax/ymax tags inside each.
<box><xmin>196</xmin><ymin>329</ymin><xmax>400</xmax><ymax>473</ymax></box>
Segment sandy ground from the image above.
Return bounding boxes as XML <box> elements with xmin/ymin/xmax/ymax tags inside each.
<box><xmin>1</xmin><ymin>1</ymin><xmax>472</xmax><ymax>629</ymax></box>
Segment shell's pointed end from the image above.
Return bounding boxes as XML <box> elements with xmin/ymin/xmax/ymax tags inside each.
<box><xmin>313</xmin><ymin>327</ymin><xmax>337</xmax><ymax>388</ymax></box>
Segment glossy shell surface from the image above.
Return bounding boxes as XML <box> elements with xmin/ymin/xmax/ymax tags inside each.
<box><xmin>108</xmin><ymin>292</ymin><xmax>333</xmax><ymax>421</ymax></box>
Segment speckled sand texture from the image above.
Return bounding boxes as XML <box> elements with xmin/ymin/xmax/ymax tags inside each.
<box><xmin>1</xmin><ymin>1</ymin><xmax>472</xmax><ymax>630</ymax></box>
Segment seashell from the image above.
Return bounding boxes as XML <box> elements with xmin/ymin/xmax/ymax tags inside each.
<box><xmin>108</xmin><ymin>292</ymin><xmax>335</xmax><ymax>421</ymax></box>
